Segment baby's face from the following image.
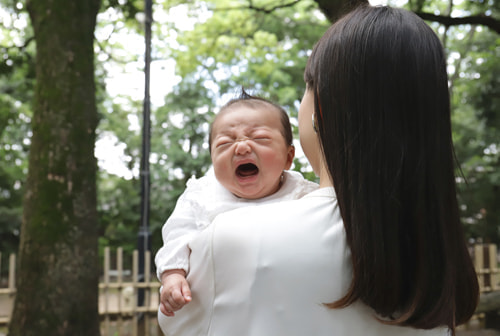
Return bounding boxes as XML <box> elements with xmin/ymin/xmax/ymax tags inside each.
<box><xmin>210</xmin><ymin>106</ymin><xmax>294</xmax><ymax>199</ymax></box>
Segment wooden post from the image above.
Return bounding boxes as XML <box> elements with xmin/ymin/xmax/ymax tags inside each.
<box><xmin>477</xmin><ymin>244</ymin><xmax>500</xmax><ymax>329</ymax></box>
<box><xmin>475</xmin><ymin>245</ymin><xmax>486</xmax><ymax>292</ymax></box>
<box><xmin>488</xmin><ymin>244</ymin><xmax>499</xmax><ymax>291</ymax></box>
<box><xmin>9</xmin><ymin>254</ymin><xmax>15</xmax><ymax>296</ymax></box>
<box><xmin>103</xmin><ymin>246</ymin><xmax>110</xmax><ymax>336</ymax></box>
<box><xmin>133</xmin><ymin>249</ymin><xmax>139</xmax><ymax>336</ymax></box>
<box><xmin>145</xmin><ymin>250</ymin><xmax>151</xmax><ymax>336</ymax></box>
<box><xmin>117</xmin><ymin>247</ymin><xmax>123</xmax><ymax>335</ymax></box>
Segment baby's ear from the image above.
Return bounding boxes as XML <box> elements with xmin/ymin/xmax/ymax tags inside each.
<box><xmin>285</xmin><ymin>145</ymin><xmax>295</xmax><ymax>170</ymax></box>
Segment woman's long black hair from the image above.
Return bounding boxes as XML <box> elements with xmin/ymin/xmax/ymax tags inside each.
<box><xmin>304</xmin><ymin>5</ymin><xmax>478</xmax><ymax>332</ymax></box>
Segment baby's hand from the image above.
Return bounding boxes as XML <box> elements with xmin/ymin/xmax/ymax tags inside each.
<box><xmin>160</xmin><ymin>269</ymin><xmax>192</xmax><ymax>317</ymax></box>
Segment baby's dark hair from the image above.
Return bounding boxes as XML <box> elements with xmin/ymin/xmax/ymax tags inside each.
<box><xmin>208</xmin><ymin>88</ymin><xmax>293</xmax><ymax>152</ymax></box>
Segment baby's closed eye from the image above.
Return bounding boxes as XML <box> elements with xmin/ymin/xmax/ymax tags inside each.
<box><xmin>215</xmin><ymin>137</ymin><xmax>234</xmax><ymax>148</ymax></box>
<box><xmin>252</xmin><ymin>134</ymin><xmax>271</xmax><ymax>143</ymax></box>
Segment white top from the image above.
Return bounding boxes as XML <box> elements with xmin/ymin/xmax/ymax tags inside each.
<box><xmin>155</xmin><ymin>169</ymin><xmax>319</xmax><ymax>279</ymax></box>
<box><xmin>158</xmin><ymin>187</ymin><xmax>449</xmax><ymax>336</ymax></box>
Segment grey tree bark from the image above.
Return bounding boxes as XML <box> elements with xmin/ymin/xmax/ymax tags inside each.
<box><xmin>8</xmin><ymin>0</ymin><xmax>101</xmax><ymax>335</ymax></box>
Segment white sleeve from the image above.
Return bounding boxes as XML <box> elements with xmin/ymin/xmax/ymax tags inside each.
<box><xmin>154</xmin><ymin>184</ymin><xmax>202</xmax><ymax>280</ymax></box>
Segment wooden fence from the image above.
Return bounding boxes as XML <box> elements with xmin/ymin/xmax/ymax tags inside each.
<box><xmin>473</xmin><ymin>244</ymin><xmax>500</xmax><ymax>293</ymax></box>
<box><xmin>0</xmin><ymin>247</ymin><xmax>162</xmax><ymax>336</ymax></box>
<box><xmin>1</xmin><ymin>244</ymin><xmax>500</xmax><ymax>334</ymax></box>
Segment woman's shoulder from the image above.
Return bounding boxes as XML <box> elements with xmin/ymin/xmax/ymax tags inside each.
<box><xmin>214</xmin><ymin>187</ymin><xmax>337</xmax><ymax>224</ymax></box>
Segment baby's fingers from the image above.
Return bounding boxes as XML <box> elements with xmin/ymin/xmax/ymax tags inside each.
<box><xmin>172</xmin><ymin>289</ymin><xmax>186</xmax><ymax>305</ymax></box>
<box><xmin>164</xmin><ymin>290</ymin><xmax>185</xmax><ymax>315</ymax></box>
<box><xmin>160</xmin><ymin>302</ymin><xmax>175</xmax><ymax>317</ymax></box>
<box><xmin>181</xmin><ymin>282</ymin><xmax>192</xmax><ymax>302</ymax></box>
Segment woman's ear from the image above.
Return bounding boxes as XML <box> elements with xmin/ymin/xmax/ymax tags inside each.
<box><xmin>284</xmin><ymin>145</ymin><xmax>295</xmax><ymax>170</ymax></box>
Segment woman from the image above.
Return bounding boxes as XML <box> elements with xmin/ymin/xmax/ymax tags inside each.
<box><xmin>158</xmin><ymin>5</ymin><xmax>479</xmax><ymax>335</ymax></box>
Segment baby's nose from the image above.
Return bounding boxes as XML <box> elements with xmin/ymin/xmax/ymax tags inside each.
<box><xmin>234</xmin><ymin>139</ymin><xmax>251</xmax><ymax>155</ymax></box>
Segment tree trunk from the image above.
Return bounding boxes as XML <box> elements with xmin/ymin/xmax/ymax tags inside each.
<box><xmin>8</xmin><ymin>1</ymin><xmax>101</xmax><ymax>335</ymax></box>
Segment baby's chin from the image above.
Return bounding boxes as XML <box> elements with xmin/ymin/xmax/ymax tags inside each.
<box><xmin>230</xmin><ymin>183</ymin><xmax>280</xmax><ymax>200</ymax></box>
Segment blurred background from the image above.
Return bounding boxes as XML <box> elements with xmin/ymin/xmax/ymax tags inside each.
<box><xmin>0</xmin><ymin>0</ymin><xmax>498</xmax><ymax>334</ymax></box>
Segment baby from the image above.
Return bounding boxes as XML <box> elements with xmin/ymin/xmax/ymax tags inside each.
<box><xmin>155</xmin><ymin>90</ymin><xmax>318</xmax><ymax>316</ymax></box>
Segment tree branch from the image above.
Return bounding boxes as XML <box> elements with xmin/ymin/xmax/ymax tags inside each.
<box><xmin>415</xmin><ymin>12</ymin><xmax>500</xmax><ymax>34</ymax></box>
<box><xmin>448</xmin><ymin>26</ymin><xmax>476</xmax><ymax>96</ymax></box>
<box><xmin>0</xmin><ymin>36</ymin><xmax>35</xmax><ymax>52</ymax></box>
<box><xmin>311</xmin><ymin>0</ymin><xmax>500</xmax><ymax>33</ymax></box>
<box><xmin>248</xmin><ymin>0</ymin><xmax>302</xmax><ymax>14</ymax></box>
<box><xmin>214</xmin><ymin>0</ymin><xmax>302</xmax><ymax>13</ymax></box>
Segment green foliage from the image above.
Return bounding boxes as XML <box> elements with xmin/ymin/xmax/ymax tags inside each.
<box><xmin>149</xmin><ymin>76</ymin><xmax>215</xmax><ymax>250</ymax></box>
<box><xmin>0</xmin><ymin>95</ymin><xmax>30</xmax><ymax>253</ymax></box>
<box><xmin>102</xmin><ymin>0</ymin><xmax>142</xmax><ymax>20</ymax></box>
<box><xmin>172</xmin><ymin>0</ymin><xmax>329</xmax><ymax>111</ymax></box>
<box><xmin>450</xmin><ymin>27</ymin><xmax>500</xmax><ymax>242</ymax></box>
<box><xmin>0</xmin><ymin>4</ymin><xmax>34</xmax><ymax>255</ymax></box>
<box><xmin>293</xmin><ymin>157</ymin><xmax>318</xmax><ymax>183</ymax></box>
<box><xmin>95</xmin><ymin>94</ymin><xmax>143</xmax><ymax>254</ymax></box>
<box><xmin>98</xmin><ymin>172</ymin><xmax>140</xmax><ymax>266</ymax></box>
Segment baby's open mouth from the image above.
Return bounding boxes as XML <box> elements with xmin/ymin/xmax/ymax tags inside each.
<box><xmin>236</xmin><ymin>163</ymin><xmax>259</xmax><ymax>177</ymax></box>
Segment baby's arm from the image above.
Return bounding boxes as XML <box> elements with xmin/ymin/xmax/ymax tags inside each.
<box><xmin>155</xmin><ymin>176</ymin><xmax>209</xmax><ymax>315</ymax></box>
<box><xmin>155</xmin><ymin>184</ymin><xmax>201</xmax><ymax>279</ymax></box>
<box><xmin>159</xmin><ymin>269</ymin><xmax>192</xmax><ymax>316</ymax></box>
